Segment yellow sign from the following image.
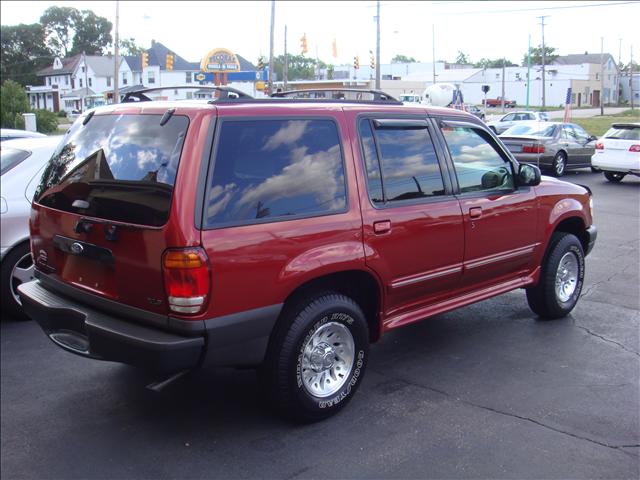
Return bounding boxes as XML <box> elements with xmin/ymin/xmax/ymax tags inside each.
<box><xmin>255</xmin><ymin>81</ymin><xmax>265</xmax><ymax>91</ymax></box>
<box><xmin>200</xmin><ymin>48</ymin><xmax>240</xmax><ymax>73</ymax></box>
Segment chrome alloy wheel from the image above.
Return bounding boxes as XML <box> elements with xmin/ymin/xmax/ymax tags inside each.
<box><xmin>555</xmin><ymin>155</ymin><xmax>566</xmax><ymax>176</ymax></box>
<box><xmin>10</xmin><ymin>252</ymin><xmax>35</xmax><ymax>306</ymax></box>
<box><xmin>555</xmin><ymin>251</ymin><xmax>579</xmax><ymax>302</ymax></box>
<box><xmin>301</xmin><ymin>322</ymin><xmax>355</xmax><ymax>398</ymax></box>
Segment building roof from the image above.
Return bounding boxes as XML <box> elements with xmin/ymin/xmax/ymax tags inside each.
<box><xmin>61</xmin><ymin>87</ymin><xmax>97</xmax><ymax>98</ymax></box>
<box><xmin>147</xmin><ymin>41</ymin><xmax>199</xmax><ymax>71</ymax></box>
<box><xmin>553</xmin><ymin>53</ymin><xmax>616</xmax><ymax>66</ymax></box>
<box><xmin>124</xmin><ymin>55</ymin><xmax>142</xmax><ymax>72</ymax></box>
<box><xmin>37</xmin><ymin>54</ymin><xmax>82</xmax><ymax>76</ymax></box>
<box><xmin>85</xmin><ymin>56</ymin><xmax>118</xmax><ymax>77</ymax></box>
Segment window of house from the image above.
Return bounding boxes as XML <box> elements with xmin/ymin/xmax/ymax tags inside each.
<box><xmin>495</xmin><ymin>73</ymin><xmax>500</xmax><ymax>79</ymax></box>
<box><xmin>47</xmin><ymin>77</ymin><xmax>51</xmax><ymax>85</ymax></box>
<box><xmin>204</xmin><ymin>119</ymin><xmax>347</xmax><ymax>227</ymax></box>
<box><xmin>441</xmin><ymin>126</ymin><xmax>514</xmax><ymax>194</ymax></box>
<box><xmin>81</xmin><ymin>66</ymin><xmax>85</xmax><ymax>73</ymax></box>
<box><xmin>148</xmin><ymin>71</ymin><xmax>155</xmax><ymax>84</ymax></box>
<box><xmin>65</xmin><ymin>76</ymin><xmax>69</xmax><ymax>85</ymax></box>
<box><xmin>79</xmin><ymin>78</ymin><xmax>83</xmax><ymax>88</ymax></box>
<box><xmin>186</xmin><ymin>92</ymin><xmax>193</xmax><ymax>99</ymax></box>
<box><xmin>89</xmin><ymin>78</ymin><xmax>93</xmax><ymax>87</ymax></box>
<box><xmin>359</xmin><ymin>118</ymin><xmax>445</xmax><ymax>204</ymax></box>
<box><xmin>122</xmin><ymin>73</ymin><xmax>128</xmax><ymax>85</ymax></box>
<box><xmin>595</xmin><ymin>73</ymin><xmax>599</xmax><ymax>80</ymax></box>
<box><xmin>186</xmin><ymin>72</ymin><xmax>192</xmax><ymax>83</ymax></box>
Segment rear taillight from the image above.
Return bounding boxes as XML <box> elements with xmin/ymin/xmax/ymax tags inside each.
<box><xmin>522</xmin><ymin>144</ymin><xmax>545</xmax><ymax>154</ymax></box>
<box><xmin>595</xmin><ymin>142</ymin><xmax>604</xmax><ymax>150</ymax></box>
<box><xmin>162</xmin><ymin>247</ymin><xmax>210</xmax><ymax>315</ymax></box>
<box><xmin>629</xmin><ymin>145</ymin><xmax>640</xmax><ymax>152</ymax></box>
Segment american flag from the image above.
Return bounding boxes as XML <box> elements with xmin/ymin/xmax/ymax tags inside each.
<box><xmin>563</xmin><ymin>87</ymin><xmax>572</xmax><ymax>122</ymax></box>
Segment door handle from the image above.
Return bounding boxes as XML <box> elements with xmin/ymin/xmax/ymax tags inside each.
<box><xmin>373</xmin><ymin>220</ymin><xmax>391</xmax><ymax>234</ymax></box>
<box><xmin>469</xmin><ymin>207</ymin><xmax>482</xmax><ymax>219</ymax></box>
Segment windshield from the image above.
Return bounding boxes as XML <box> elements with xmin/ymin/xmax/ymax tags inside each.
<box><xmin>1</xmin><ymin>147</ymin><xmax>31</xmax><ymax>175</ymax></box>
<box><xmin>503</xmin><ymin>123</ymin><xmax>557</xmax><ymax>137</ymax></box>
<box><xmin>34</xmin><ymin>113</ymin><xmax>189</xmax><ymax>226</ymax></box>
<box><xmin>603</xmin><ymin>125</ymin><xmax>640</xmax><ymax>140</ymax></box>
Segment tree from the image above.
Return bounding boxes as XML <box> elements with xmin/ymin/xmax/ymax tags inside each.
<box><xmin>40</xmin><ymin>6</ymin><xmax>113</xmax><ymax>57</ymax></box>
<box><xmin>272</xmin><ymin>54</ymin><xmax>320</xmax><ymax>81</ymax></box>
<box><xmin>474</xmin><ymin>58</ymin><xmax>518</xmax><ymax>68</ymax></box>
<box><xmin>119</xmin><ymin>38</ymin><xmax>145</xmax><ymax>56</ymax></box>
<box><xmin>0</xmin><ymin>80</ymin><xmax>31</xmax><ymax>129</ymax></box>
<box><xmin>455</xmin><ymin>51</ymin><xmax>470</xmax><ymax>65</ymax></box>
<box><xmin>40</xmin><ymin>6</ymin><xmax>79</xmax><ymax>57</ymax></box>
<box><xmin>70</xmin><ymin>10</ymin><xmax>113</xmax><ymax>55</ymax></box>
<box><xmin>1</xmin><ymin>23</ymin><xmax>53</xmax><ymax>86</ymax></box>
<box><xmin>391</xmin><ymin>54</ymin><xmax>417</xmax><ymax>64</ymax></box>
<box><xmin>34</xmin><ymin>109</ymin><xmax>59</xmax><ymax>133</ymax></box>
<box><xmin>522</xmin><ymin>45</ymin><xmax>559</xmax><ymax>66</ymax></box>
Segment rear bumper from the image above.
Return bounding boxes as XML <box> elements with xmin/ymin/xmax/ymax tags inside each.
<box><xmin>18</xmin><ymin>280</ymin><xmax>204</xmax><ymax>373</ymax></box>
<box><xmin>18</xmin><ymin>279</ymin><xmax>283</xmax><ymax>372</ymax></box>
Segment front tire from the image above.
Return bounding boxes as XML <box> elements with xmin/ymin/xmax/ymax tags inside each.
<box><xmin>260</xmin><ymin>293</ymin><xmax>369</xmax><ymax>422</ymax></box>
<box><xmin>604</xmin><ymin>171</ymin><xmax>625</xmax><ymax>182</ymax></box>
<box><xmin>552</xmin><ymin>151</ymin><xmax>567</xmax><ymax>177</ymax></box>
<box><xmin>0</xmin><ymin>242</ymin><xmax>35</xmax><ymax>320</ymax></box>
<box><xmin>526</xmin><ymin>233</ymin><xmax>585</xmax><ymax>319</ymax></box>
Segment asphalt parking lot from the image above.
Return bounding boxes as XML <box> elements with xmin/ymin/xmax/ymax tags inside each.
<box><xmin>1</xmin><ymin>171</ymin><xmax>638</xmax><ymax>479</ymax></box>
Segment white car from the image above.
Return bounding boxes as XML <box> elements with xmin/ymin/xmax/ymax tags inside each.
<box><xmin>487</xmin><ymin>111</ymin><xmax>550</xmax><ymax>135</ymax></box>
<box><xmin>591</xmin><ymin>123</ymin><xmax>640</xmax><ymax>182</ymax></box>
<box><xmin>1</xmin><ymin>136</ymin><xmax>62</xmax><ymax>318</ymax></box>
<box><xmin>0</xmin><ymin>128</ymin><xmax>46</xmax><ymax>143</ymax></box>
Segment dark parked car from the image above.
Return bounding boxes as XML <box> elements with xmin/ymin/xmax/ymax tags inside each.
<box><xmin>19</xmin><ymin>89</ymin><xmax>596</xmax><ymax>421</ymax></box>
<box><xmin>499</xmin><ymin>121</ymin><xmax>597</xmax><ymax>176</ymax></box>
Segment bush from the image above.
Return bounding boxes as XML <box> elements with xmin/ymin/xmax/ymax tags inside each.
<box><xmin>1</xmin><ymin>80</ymin><xmax>30</xmax><ymax>129</ymax></box>
<box><xmin>56</xmin><ymin>110</ymin><xmax>67</xmax><ymax>118</ymax></box>
<box><xmin>33</xmin><ymin>109</ymin><xmax>58</xmax><ymax>133</ymax></box>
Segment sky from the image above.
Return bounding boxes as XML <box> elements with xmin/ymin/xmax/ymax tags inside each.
<box><xmin>1</xmin><ymin>1</ymin><xmax>638</xmax><ymax>67</ymax></box>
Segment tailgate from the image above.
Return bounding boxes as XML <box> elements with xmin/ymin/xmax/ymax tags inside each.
<box><xmin>30</xmin><ymin>111</ymin><xmax>191</xmax><ymax>314</ymax></box>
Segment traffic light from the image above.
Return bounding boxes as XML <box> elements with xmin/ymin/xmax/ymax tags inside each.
<box><xmin>166</xmin><ymin>53</ymin><xmax>174</xmax><ymax>71</ymax></box>
<box><xmin>257</xmin><ymin>56</ymin><xmax>265</xmax><ymax>70</ymax></box>
<box><xmin>301</xmin><ymin>33</ymin><xmax>308</xmax><ymax>54</ymax></box>
<box><xmin>332</xmin><ymin>39</ymin><xmax>337</xmax><ymax>58</ymax></box>
<box><xmin>354</xmin><ymin>55</ymin><xmax>360</xmax><ymax>70</ymax></box>
<box><xmin>141</xmin><ymin>51</ymin><xmax>149</xmax><ymax>69</ymax></box>
<box><xmin>370</xmin><ymin>52</ymin><xmax>375</xmax><ymax>70</ymax></box>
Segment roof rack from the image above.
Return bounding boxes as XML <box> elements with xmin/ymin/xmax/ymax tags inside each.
<box><xmin>270</xmin><ymin>88</ymin><xmax>401</xmax><ymax>104</ymax></box>
<box><xmin>121</xmin><ymin>85</ymin><xmax>253</xmax><ymax>103</ymax></box>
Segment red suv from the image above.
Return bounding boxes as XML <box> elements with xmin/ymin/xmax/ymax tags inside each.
<box><xmin>19</xmin><ymin>88</ymin><xmax>596</xmax><ymax>421</ymax></box>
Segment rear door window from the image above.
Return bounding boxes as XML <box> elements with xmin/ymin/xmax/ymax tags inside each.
<box><xmin>359</xmin><ymin>118</ymin><xmax>446</xmax><ymax>205</ymax></box>
<box><xmin>34</xmin><ymin>113</ymin><xmax>189</xmax><ymax>226</ymax></box>
<box><xmin>204</xmin><ymin>119</ymin><xmax>347</xmax><ymax>228</ymax></box>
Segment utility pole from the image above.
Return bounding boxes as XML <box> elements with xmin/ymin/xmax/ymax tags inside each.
<box><xmin>283</xmin><ymin>25</ymin><xmax>288</xmax><ymax>90</ymax></box>
<box><xmin>268</xmin><ymin>0</ymin><xmax>275</xmax><ymax>94</ymax></box>
<box><xmin>432</xmin><ymin>24</ymin><xmax>436</xmax><ymax>85</ymax></box>
<box><xmin>82</xmin><ymin>51</ymin><xmax>88</xmax><ymax>111</ymax></box>
<box><xmin>538</xmin><ymin>15</ymin><xmax>548</xmax><ymax>109</ymax></box>
<box><xmin>526</xmin><ymin>34</ymin><xmax>531</xmax><ymax>109</ymax></box>
<box><xmin>501</xmin><ymin>57</ymin><xmax>506</xmax><ymax>112</ymax></box>
<box><xmin>600</xmin><ymin>37</ymin><xmax>604</xmax><ymax>115</ymax></box>
<box><xmin>375</xmin><ymin>0</ymin><xmax>381</xmax><ymax>89</ymax></box>
<box><xmin>113</xmin><ymin>0</ymin><xmax>119</xmax><ymax>104</ymax></box>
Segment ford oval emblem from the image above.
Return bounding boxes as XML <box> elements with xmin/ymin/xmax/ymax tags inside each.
<box><xmin>70</xmin><ymin>242</ymin><xmax>84</xmax><ymax>255</ymax></box>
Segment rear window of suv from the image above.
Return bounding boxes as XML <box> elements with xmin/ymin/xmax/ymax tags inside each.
<box><xmin>204</xmin><ymin>119</ymin><xmax>347</xmax><ymax>228</ymax></box>
<box><xmin>34</xmin><ymin>113</ymin><xmax>188</xmax><ymax>226</ymax></box>
<box><xmin>603</xmin><ymin>125</ymin><xmax>640</xmax><ymax>140</ymax></box>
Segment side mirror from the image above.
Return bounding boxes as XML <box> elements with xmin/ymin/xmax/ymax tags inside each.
<box><xmin>588</xmin><ymin>135</ymin><xmax>598</xmax><ymax>142</ymax></box>
<box><xmin>517</xmin><ymin>163</ymin><xmax>541</xmax><ymax>187</ymax></box>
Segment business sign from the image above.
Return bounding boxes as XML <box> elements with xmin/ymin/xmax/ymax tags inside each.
<box><xmin>200</xmin><ymin>48</ymin><xmax>240</xmax><ymax>72</ymax></box>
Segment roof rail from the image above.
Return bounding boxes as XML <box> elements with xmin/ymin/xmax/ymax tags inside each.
<box><xmin>122</xmin><ymin>85</ymin><xmax>253</xmax><ymax>103</ymax></box>
<box><xmin>271</xmin><ymin>88</ymin><xmax>401</xmax><ymax>103</ymax></box>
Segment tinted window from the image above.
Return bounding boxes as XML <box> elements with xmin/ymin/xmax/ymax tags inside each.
<box><xmin>562</xmin><ymin>125</ymin><xmax>578</xmax><ymax>141</ymax></box>
<box><xmin>441</xmin><ymin>126</ymin><xmax>514</xmax><ymax>193</ymax></box>
<box><xmin>360</xmin><ymin>120</ymin><xmax>445</xmax><ymax>204</ymax></box>
<box><xmin>205</xmin><ymin>119</ymin><xmax>346</xmax><ymax>227</ymax></box>
<box><xmin>503</xmin><ymin>124</ymin><xmax>557</xmax><ymax>137</ymax></box>
<box><xmin>35</xmin><ymin>114</ymin><xmax>188</xmax><ymax>226</ymax></box>
<box><xmin>359</xmin><ymin>120</ymin><xmax>384</xmax><ymax>203</ymax></box>
<box><xmin>604</xmin><ymin>125</ymin><xmax>640</xmax><ymax>140</ymax></box>
<box><xmin>1</xmin><ymin>147</ymin><xmax>31</xmax><ymax>175</ymax></box>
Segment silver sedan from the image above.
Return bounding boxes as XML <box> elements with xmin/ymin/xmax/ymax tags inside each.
<box><xmin>499</xmin><ymin>121</ymin><xmax>597</xmax><ymax>176</ymax></box>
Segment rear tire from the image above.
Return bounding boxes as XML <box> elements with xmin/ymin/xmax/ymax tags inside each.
<box><xmin>0</xmin><ymin>242</ymin><xmax>34</xmax><ymax>320</ymax></box>
<box><xmin>526</xmin><ymin>233</ymin><xmax>585</xmax><ymax>319</ymax></box>
<box><xmin>551</xmin><ymin>151</ymin><xmax>567</xmax><ymax>177</ymax></box>
<box><xmin>604</xmin><ymin>171</ymin><xmax>625</xmax><ymax>182</ymax></box>
<box><xmin>260</xmin><ymin>293</ymin><xmax>369</xmax><ymax>422</ymax></box>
